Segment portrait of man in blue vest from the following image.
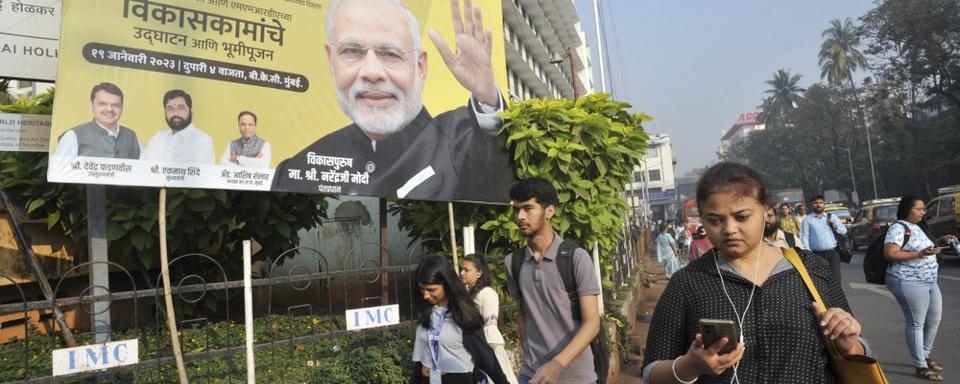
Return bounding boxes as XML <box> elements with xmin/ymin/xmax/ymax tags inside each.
<box><xmin>220</xmin><ymin>111</ymin><xmax>271</xmax><ymax>168</ymax></box>
<box><xmin>54</xmin><ymin>82</ymin><xmax>142</xmax><ymax>159</ymax></box>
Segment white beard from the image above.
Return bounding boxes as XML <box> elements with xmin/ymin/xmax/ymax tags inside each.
<box><xmin>335</xmin><ymin>76</ymin><xmax>423</xmax><ymax>137</ymax></box>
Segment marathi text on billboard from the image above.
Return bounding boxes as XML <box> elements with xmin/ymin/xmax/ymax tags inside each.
<box><xmin>48</xmin><ymin>0</ymin><xmax>515</xmax><ymax>203</ymax></box>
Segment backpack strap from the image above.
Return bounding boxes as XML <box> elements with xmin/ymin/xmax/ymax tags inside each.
<box><xmin>896</xmin><ymin>221</ymin><xmax>912</xmax><ymax>247</ymax></box>
<box><xmin>510</xmin><ymin>247</ymin><xmax>526</xmax><ymax>298</ymax></box>
<box><xmin>556</xmin><ymin>240</ymin><xmax>585</xmax><ymax>321</ymax></box>
<box><xmin>512</xmin><ymin>240</ymin><xmax>587</xmax><ymax>319</ymax></box>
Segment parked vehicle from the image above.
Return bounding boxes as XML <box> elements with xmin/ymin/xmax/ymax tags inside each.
<box><xmin>769</xmin><ymin>188</ymin><xmax>805</xmax><ymax>207</ymax></box>
<box><xmin>824</xmin><ymin>203</ymin><xmax>854</xmax><ymax>226</ymax></box>
<box><xmin>924</xmin><ymin>185</ymin><xmax>960</xmax><ymax>256</ymax></box>
<box><xmin>849</xmin><ymin>198</ymin><xmax>900</xmax><ymax>250</ymax></box>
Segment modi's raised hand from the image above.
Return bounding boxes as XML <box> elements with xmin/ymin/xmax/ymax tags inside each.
<box><xmin>428</xmin><ymin>0</ymin><xmax>499</xmax><ymax>106</ymax></box>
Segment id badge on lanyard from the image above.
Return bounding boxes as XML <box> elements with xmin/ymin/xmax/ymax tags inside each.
<box><xmin>429</xmin><ymin>309</ymin><xmax>447</xmax><ymax>384</ymax></box>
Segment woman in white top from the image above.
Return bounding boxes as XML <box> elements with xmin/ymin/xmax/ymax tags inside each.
<box><xmin>460</xmin><ymin>254</ymin><xmax>518</xmax><ymax>384</ymax></box>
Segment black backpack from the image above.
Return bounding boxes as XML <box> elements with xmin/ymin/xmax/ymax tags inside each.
<box><xmin>863</xmin><ymin>222</ymin><xmax>911</xmax><ymax>284</ymax></box>
<box><xmin>826</xmin><ymin>213</ymin><xmax>853</xmax><ymax>263</ymax></box>
<box><xmin>510</xmin><ymin>241</ymin><xmax>609</xmax><ymax>384</ymax></box>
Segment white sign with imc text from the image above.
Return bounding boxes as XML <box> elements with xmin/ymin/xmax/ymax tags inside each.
<box><xmin>52</xmin><ymin>339</ymin><xmax>139</xmax><ymax>376</ymax></box>
<box><xmin>0</xmin><ymin>0</ymin><xmax>61</xmax><ymax>80</ymax></box>
<box><xmin>0</xmin><ymin>113</ymin><xmax>51</xmax><ymax>152</ymax></box>
<box><xmin>345</xmin><ymin>304</ymin><xmax>400</xmax><ymax>331</ymax></box>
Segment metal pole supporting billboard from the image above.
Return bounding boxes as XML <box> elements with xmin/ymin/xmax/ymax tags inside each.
<box><xmin>86</xmin><ymin>186</ymin><xmax>111</xmax><ymax>344</ymax></box>
<box><xmin>448</xmin><ymin>203</ymin><xmax>458</xmax><ymax>266</ymax></box>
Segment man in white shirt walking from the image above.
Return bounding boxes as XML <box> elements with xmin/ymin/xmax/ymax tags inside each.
<box><xmin>143</xmin><ymin>89</ymin><xmax>215</xmax><ymax>164</ymax></box>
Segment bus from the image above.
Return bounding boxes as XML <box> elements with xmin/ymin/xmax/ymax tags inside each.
<box><xmin>682</xmin><ymin>198</ymin><xmax>700</xmax><ymax>234</ymax></box>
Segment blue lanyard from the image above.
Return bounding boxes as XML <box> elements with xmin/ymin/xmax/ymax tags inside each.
<box><xmin>429</xmin><ymin>309</ymin><xmax>447</xmax><ymax>371</ymax></box>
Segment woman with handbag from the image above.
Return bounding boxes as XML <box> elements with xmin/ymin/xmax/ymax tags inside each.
<box><xmin>412</xmin><ymin>255</ymin><xmax>509</xmax><ymax>384</ymax></box>
<box><xmin>641</xmin><ymin>162</ymin><xmax>881</xmax><ymax>383</ymax></box>
<box><xmin>883</xmin><ymin>194</ymin><xmax>956</xmax><ymax>381</ymax></box>
<box><xmin>460</xmin><ymin>254</ymin><xmax>519</xmax><ymax>384</ymax></box>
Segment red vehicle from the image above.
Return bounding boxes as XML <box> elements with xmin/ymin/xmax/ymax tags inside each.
<box><xmin>682</xmin><ymin>198</ymin><xmax>700</xmax><ymax>234</ymax></box>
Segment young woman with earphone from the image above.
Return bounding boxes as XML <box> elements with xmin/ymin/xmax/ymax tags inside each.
<box><xmin>640</xmin><ymin>163</ymin><xmax>871</xmax><ymax>384</ymax></box>
<box><xmin>460</xmin><ymin>254</ymin><xmax>519</xmax><ymax>384</ymax></box>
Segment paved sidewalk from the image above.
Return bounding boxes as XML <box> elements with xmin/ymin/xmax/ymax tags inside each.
<box><xmin>608</xmin><ymin>253</ymin><xmax>670</xmax><ymax>384</ymax></box>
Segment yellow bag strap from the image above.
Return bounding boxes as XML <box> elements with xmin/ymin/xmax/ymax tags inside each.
<box><xmin>783</xmin><ymin>248</ymin><xmax>842</xmax><ymax>358</ymax></box>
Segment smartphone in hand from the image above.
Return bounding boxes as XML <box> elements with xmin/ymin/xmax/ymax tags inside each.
<box><xmin>699</xmin><ymin>319</ymin><xmax>739</xmax><ymax>354</ymax></box>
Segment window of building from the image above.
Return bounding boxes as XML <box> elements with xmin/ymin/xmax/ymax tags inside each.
<box><xmin>649</xmin><ymin>169</ymin><xmax>662</xmax><ymax>182</ymax></box>
<box><xmin>646</xmin><ymin>146</ymin><xmax>659</xmax><ymax>159</ymax></box>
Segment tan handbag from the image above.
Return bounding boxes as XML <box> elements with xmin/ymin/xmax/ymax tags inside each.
<box><xmin>784</xmin><ymin>248</ymin><xmax>890</xmax><ymax>384</ymax></box>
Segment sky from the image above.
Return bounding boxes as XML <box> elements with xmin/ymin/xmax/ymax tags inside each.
<box><xmin>572</xmin><ymin>0</ymin><xmax>877</xmax><ymax>175</ymax></box>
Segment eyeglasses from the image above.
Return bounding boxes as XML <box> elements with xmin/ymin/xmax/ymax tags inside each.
<box><xmin>333</xmin><ymin>42</ymin><xmax>411</xmax><ymax>68</ymax></box>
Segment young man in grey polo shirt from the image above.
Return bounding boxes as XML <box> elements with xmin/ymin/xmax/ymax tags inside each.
<box><xmin>505</xmin><ymin>178</ymin><xmax>601</xmax><ymax>384</ymax></box>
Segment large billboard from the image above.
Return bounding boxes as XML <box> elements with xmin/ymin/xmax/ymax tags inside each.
<box><xmin>0</xmin><ymin>0</ymin><xmax>61</xmax><ymax>80</ymax></box>
<box><xmin>48</xmin><ymin>0</ymin><xmax>515</xmax><ymax>203</ymax></box>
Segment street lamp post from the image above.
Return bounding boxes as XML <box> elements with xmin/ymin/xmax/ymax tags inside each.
<box><xmin>550</xmin><ymin>48</ymin><xmax>579</xmax><ymax>100</ymax></box>
<box><xmin>864</xmin><ymin>123</ymin><xmax>879</xmax><ymax>199</ymax></box>
<box><xmin>845</xmin><ymin>148</ymin><xmax>859</xmax><ymax>205</ymax></box>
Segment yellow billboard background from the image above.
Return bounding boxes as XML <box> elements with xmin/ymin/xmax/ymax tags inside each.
<box><xmin>50</xmin><ymin>0</ymin><xmax>508</xmax><ymax>169</ymax></box>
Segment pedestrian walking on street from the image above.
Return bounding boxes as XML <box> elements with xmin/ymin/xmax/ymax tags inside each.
<box><xmin>460</xmin><ymin>254</ymin><xmax>519</xmax><ymax>384</ymax></box>
<box><xmin>883</xmin><ymin>194</ymin><xmax>957</xmax><ymax>381</ymax></box>
<box><xmin>641</xmin><ymin>162</ymin><xmax>872</xmax><ymax>383</ymax></box>
<box><xmin>412</xmin><ymin>256</ymin><xmax>509</xmax><ymax>384</ymax></box>
<box><xmin>655</xmin><ymin>225</ymin><xmax>681</xmax><ymax>278</ymax></box>
<box><xmin>777</xmin><ymin>203</ymin><xmax>802</xmax><ymax>248</ymax></box>
<box><xmin>795</xmin><ymin>203</ymin><xmax>808</xmax><ymax>224</ymax></box>
<box><xmin>763</xmin><ymin>205</ymin><xmax>791</xmax><ymax>249</ymax></box>
<box><xmin>799</xmin><ymin>195</ymin><xmax>848</xmax><ymax>282</ymax></box>
<box><xmin>505</xmin><ymin>177</ymin><xmax>603</xmax><ymax>384</ymax></box>
<box><xmin>689</xmin><ymin>225</ymin><xmax>713</xmax><ymax>262</ymax></box>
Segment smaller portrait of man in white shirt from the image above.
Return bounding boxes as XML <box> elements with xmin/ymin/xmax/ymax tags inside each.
<box><xmin>220</xmin><ymin>111</ymin><xmax>271</xmax><ymax>168</ymax></box>
<box><xmin>143</xmin><ymin>89</ymin><xmax>215</xmax><ymax>165</ymax></box>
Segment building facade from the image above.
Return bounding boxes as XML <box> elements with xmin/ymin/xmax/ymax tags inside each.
<box><xmin>502</xmin><ymin>0</ymin><xmax>594</xmax><ymax>100</ymax></box>
<box><xmin>718</xmin><ymin>112</ymin><xmax>765</xmax><ymax>158</ymax></box>
<box><xmin>626</xmin><ymin>133</ymin><xmax>676</xmax><ymax>223</ymax></box>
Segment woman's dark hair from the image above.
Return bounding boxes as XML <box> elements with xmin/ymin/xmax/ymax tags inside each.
<box><xmin>896</xmin><ymin>194</ymin><xmax>924</xmax><ymax>220</ymax></box>
<box><xmin>695</xmin><ymin>162</ymin><xmax>768</xmax><ymax>209</ymax></box>
<box><xmin>658</xmin><ymin>224</ymin><xmax>667</xmax><ymax>232</ymax></box>
<box><xmin>461</xmin><ymin>254</ymin><xmax>493</xmax><ymax>298</ymax></box>
<box><xmin>509</xmin><ymin>177</ymin><xmax>559</xmax><ymax>208</ymax></box>
<box><xmin>417</xmin><ymin>255</ymin><xmax>483</xmax><ymax>331</ymax></box>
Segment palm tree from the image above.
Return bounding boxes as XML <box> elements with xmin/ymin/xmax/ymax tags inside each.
<box><xmin>819</xmin><ymin>18</ymin><xmax>868</xmax><ymax>88</ymax></box>
<box><xmin>759</xmin><ymin>69</ymin><xmax>803</xmax><ymax>128</ymax></box>
<box><xmin>819</xmin><ymin>18</ymin><xmax>878</xmax><ymax>199</ymax></box>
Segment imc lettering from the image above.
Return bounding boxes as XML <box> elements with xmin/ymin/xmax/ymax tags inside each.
<box><xmin>351</xmin><ymin>307</ymin><xmax>395</xmax><ymax>327</ymax></box>
<box><xmin>67</xmin><ymin>344</ymin><xmax>129</xmax><ymax>370</ymax></box>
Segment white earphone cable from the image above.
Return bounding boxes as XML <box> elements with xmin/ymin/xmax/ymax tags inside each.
<box><xmin>713</xmin><ymin>222</ymin><xmax>764</xmax><ymax>384</ymax></box>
